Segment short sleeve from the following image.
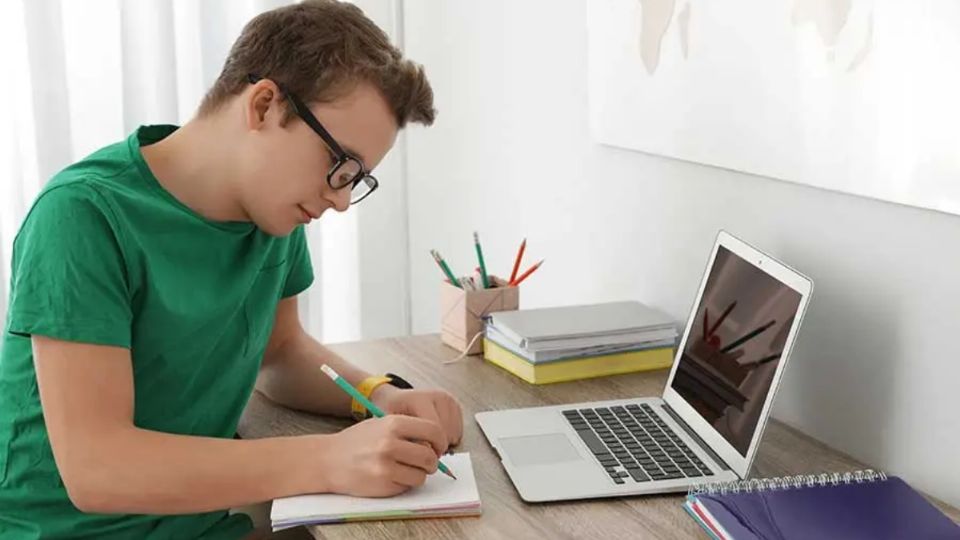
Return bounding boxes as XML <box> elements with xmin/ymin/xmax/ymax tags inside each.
<box><xmin>6</xmin><ymin>183</ymin><xmax>132</xmax><ymax>348</ymax></box>
<box><xmin>281</xmin><ymin>225</ymin><xmax>314</xmax><ymax>298</ymax></box>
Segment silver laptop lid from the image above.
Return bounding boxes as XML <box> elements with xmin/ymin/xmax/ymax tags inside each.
<box><xmin>661</xmin><ymin>231</ymin><xmax>813</xmax><ymax>479</ymax></box>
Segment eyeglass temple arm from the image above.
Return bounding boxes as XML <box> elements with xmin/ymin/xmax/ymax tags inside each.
<box><xmin>246</xmin><ymin>73</ymin><xmax>350</xmax><ymax>161</ymax></box>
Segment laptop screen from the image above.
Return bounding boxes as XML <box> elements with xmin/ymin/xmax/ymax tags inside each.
<box><xmin>670</xmin><ymin>245</ymin><xmax>803</xmax><ymax>456</ymax></box>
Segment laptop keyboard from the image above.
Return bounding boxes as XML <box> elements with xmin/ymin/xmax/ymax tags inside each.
<box><xmin>562</xmin><ymin>403</ymin><xmax>714</xmax><ymax>485</ymax></box>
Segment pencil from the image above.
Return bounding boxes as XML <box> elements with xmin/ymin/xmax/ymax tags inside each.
<box><xmin>431</xmin><ymin>250</ymin><xmax>461</xmax><ymax>288</ymax></box>
<box><xmin>473</xmin><ymin>232</ymin><xmax>490</xmax><ymax>289</ymax></box>
<box><xmin>707</xmin><ymin>301</ymin><xmax>737</xmax><ymax>337</ymax></box>
<box><xmin>720</xmin><ymin>319</ymin><xmax>776</xmax><ymax>354</ymax></box>
<box><xmin>745</xmin><ymin>353</ymin><xmax>781</xmax><ymax>366</ymax></box>
<box><xmin>509</xmin><ymin>238</ymin><xmax>526</xmax><ymax>285</ymax></box>
<box><xmin>511</xmin><ymin>259</ymin><xmax>543</xmax><ymax>286</ymax></box>
<box><xmin>320</xmin><ymin>364</ymin><xmax>457</xmax><ymax>480</ymax></box>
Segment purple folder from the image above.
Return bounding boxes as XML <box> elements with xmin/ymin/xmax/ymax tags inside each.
<box><xmin>694</xmin><ymin>476</ymin><xmax>960</xmax><ymax>539</ymax></box>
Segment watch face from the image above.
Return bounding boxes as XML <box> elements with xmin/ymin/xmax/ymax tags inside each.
<box><xmin>386</xmin><ymin>373</ymin><xmax>413</xmax><ymax>389</ymax></box>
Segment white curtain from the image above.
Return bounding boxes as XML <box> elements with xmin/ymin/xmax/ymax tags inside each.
<box><xmin>0</xmin><ymin>0</ymin><xmax>412</xmax><ymax>343</ymax></box>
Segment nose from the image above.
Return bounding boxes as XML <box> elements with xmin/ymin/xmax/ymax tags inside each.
<box><xmin>330</xmin><ymin>185</ymin><xmax>351</xmax><ymax>213</ymax></box>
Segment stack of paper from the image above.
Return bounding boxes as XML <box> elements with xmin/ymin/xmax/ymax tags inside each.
<box><xmin>484</xmin><ymin>301</ymin><xmax>678</xmax><ymax>384</ymax></box>
<box><xmin>270</xmin><ymin>453</ymin><xmax>481</xmax><ymax>531</ymax></box>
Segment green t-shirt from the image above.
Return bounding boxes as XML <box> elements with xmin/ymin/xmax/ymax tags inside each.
<box><xmin>0</xmin><ymin>125</ymin><xmax>314</xmax><ymax>539</ymax></box>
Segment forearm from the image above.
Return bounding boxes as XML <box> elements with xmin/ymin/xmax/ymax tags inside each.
<box><xmin>256</xmin><ymin>332</ymin><xmax>373</xmax><ymax>417</ymax></box>
<box><xmin>69</xmin><ymin>427</ymin><xmax>323</xmax><ymax>515</ymax></box>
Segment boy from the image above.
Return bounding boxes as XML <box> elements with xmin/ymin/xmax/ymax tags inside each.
<box><xmin>0</xmin><ymin>1</ymin><xmax>462</xmax><ymax>538</ymax></box>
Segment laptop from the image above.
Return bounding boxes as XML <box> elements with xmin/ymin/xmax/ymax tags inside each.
<box><xmin>476</xmin><ymin>231</ymin><xmax>813</xmax><ymax>502</ymax></box>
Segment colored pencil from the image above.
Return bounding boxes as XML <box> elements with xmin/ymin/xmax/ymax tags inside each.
<box><xmin>720</xmin><ymin>319</ymin><xmax>776</xmax><ymax>353</ymax></box>
<box><xmin>430</xmin><ymin>250</ymin><xmax>460</xmax><ymax>288</ymax></box>
<box><xmin>473</xmin><ymin>232</ymin><xmax>490</xmax><ymax>289</ymax></box>
<box><xmin>511</xmin><ymin>259</ymin><xmax>543</xmax><ymax>286</ymax></box>
<box><xmin>509</xmin><ymin>238</ymin><xmax>527</xmax><ymax>285</ymax></box>
<box><xmin>707</xmin><ymin>301</ymin><xmax>737</xmax><ymax>337</ymax></box>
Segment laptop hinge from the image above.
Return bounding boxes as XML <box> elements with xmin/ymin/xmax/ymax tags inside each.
<box><xmin>661</xmin><ymin>403</ymin><xmax>732</xmax><ymax>472</ymax></box>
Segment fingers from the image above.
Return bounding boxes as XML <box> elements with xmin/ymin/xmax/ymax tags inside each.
<box><xmin>384</xmin><ymin>415</ymin><xmax>448</xmax><ymax>456</ymax></box>
<box><xmin>391</xmin><ymin>439</ymin><xmax>439</xmax><ymax>474</ymax></box>
<box><xmin>438</xmin><ymin>395</ymin><xmax>464</xmax><ymax>446</ymax></box>
<box><xmin>390</xmin><ymin>462</ymin><xmax>429</xmax><ymax>488</ymax></box>
<box><xmin>424</xmin><ymin>392</ymin><xmax>462</xmax><ymax>448</ymax></box>
<box><xmin>375</xmin><ymin>438</ymin><xmax>436</xmax><ymax>491</ymax></box>
<box><xmin>405</xmin><ymin>391</ymin><xmax>464</xmax><ymax>449</ymax></box>
<box><xmin>407</xmin><ymin>399</ymin><xmax>444</xmax><ymax>453</ymax></box>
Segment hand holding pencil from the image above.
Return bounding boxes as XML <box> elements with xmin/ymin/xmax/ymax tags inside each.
<box><xmin>320</xmin><ymin>364</ymin><xmax>463</xmax><ymax>487</ymax></box>
<box><xmin>314</xmin><ymin>412</ymin><xmax>453</xmax><ymax>497</ymax></box>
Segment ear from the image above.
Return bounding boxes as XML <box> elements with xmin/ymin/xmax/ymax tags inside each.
<box><xmin>244</xmin><ymin>79</ymin><xmax>283</xmax><ymax>130</ymax></box>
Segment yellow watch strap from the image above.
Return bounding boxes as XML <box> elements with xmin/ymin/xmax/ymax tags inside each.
<box><xmin>351</xmin><ymin>375</ymin><xmax>392</xmax><ymax>421</ymax></box>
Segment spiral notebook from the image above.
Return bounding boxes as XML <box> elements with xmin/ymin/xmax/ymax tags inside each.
<box><xmin>684</xmin><ymin>470</ymin><xmax>960</xmax><ymax>540</ymax></box>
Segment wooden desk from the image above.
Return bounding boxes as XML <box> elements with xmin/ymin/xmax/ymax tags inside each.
<box><xmin>239</xmin><ymin>335</ymin><xmax>960</xmax><ymax>539</ymax></box>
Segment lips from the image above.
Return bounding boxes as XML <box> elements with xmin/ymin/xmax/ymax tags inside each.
<box><xmin>298</xmin><ymin>205</ymin><xmax>315</xmax><ymax>223</ymax></box>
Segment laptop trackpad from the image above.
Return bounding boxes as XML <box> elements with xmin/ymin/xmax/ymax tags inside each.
<box><xmin>499</xmin><ymin>433</ymin><xmax>584</xmax><ymax>467</ymax></box>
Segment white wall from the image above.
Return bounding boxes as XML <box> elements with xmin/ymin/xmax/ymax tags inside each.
<box><xmin>343</xmin><ymin>0</ymin><xmax>411</xmax><ymax>340</ymax></box>
<box><xmin>401</xmin><ymin>1</ymin><xmax>960</xmax><ymax>507</ymax></box>
<box><xmin>303</xmin><ymin>0</ymin><xmax>412</xmax><ymax>343</ymax></box>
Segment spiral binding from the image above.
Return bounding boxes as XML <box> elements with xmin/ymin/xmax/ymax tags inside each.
<box><xmin>688</xmin><ymin>469</ymin><xmax>888</xmax><ymax>496</ymax></box>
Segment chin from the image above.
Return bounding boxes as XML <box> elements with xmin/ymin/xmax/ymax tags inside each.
<box><xmin>253</xmin><ymin>217</ymin><xmax>297</xmax><ymax>238</ymax></box>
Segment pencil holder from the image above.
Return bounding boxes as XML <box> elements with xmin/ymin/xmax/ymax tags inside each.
<box><xmin>440</xmin><ymin>276</ymin><xmax>519</xmax><ymax>355</ymax></box>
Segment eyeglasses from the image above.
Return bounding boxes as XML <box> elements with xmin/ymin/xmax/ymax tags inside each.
<box><xmin>247</xmin><ymin>74</ymin><xmax>378</xmax><ymax>205</ymax></box>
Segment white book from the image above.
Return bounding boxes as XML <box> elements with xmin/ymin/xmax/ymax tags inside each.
<box><xmin>487</xmin><ymin>301</ymin><xmax>676</xmax><ymax>351</ymax></box>
<box><xmin>271</xmin><ymin>453</ymin><xmax>481</xmax><ymax>530</ymax></box>
<box><xmin>485</xmin><ymin>325</ymin><xmax>676</xmax><ymax>363</ymax></box>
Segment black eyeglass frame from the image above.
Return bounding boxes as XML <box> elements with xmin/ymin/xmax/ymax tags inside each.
<box><xmin>247</xmin><ymin>73</ymin><xmax>378</xmax><ymax>205</ymax></box>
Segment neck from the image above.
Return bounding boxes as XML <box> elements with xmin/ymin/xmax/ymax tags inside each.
<box><xmin>140</xmin><ymin>114</ymin><xmax>250</xmax><ymax>222</ymax></box>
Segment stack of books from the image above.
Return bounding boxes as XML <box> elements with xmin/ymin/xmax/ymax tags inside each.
<box><xmin>483</xmin><ymin>301</ymin><xmax>678</xmax><ymax>384</ymax></box>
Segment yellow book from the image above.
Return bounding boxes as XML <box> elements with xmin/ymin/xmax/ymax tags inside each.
<box><xmin>482</xmin><ymin>338</ymin><xmax>674</xmax><ymax>385</ymax></box>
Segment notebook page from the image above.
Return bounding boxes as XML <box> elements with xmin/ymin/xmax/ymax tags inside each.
<box><xmin>271</xmin><ymin>453</ymin><xmax>479</xmax><ymax>522</ymax></box>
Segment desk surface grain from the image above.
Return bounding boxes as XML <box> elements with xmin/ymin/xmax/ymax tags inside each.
<box><xmin>238</xmin><ymin>335</ymin><xmax>960</xmax><ymax>539</ymax></box>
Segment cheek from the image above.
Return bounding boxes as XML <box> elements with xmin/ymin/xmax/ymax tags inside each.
<box><xmin>258</xmin><ymin>154</ymin><xmax>317</xmax><ymax>197</ymax></box>
<box><xmin>248</xmin><ymin>131</ymin><xmax>329</xmax><ymax>200</ymax></box>
<box><xmin>281</xmin><ymin>142</ymin><xmax>329</xmax><ymax>189</ymax></box>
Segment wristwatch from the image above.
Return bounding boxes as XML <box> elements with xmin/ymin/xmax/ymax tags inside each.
<box><xmin>351</xmin><ymin>373</ymin><xmax>414</xmax><ymax>420</ymax></box>
<box><xmin>384</xmin><ymin>372</ymin><xmax>413</xmax><ymax>390</ymax></box>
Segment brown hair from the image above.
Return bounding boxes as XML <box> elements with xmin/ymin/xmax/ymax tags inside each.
<box><xmin>198</xmin><ymin>0</ymin><xmax>435</xmax><ymax>128</ymax></box>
